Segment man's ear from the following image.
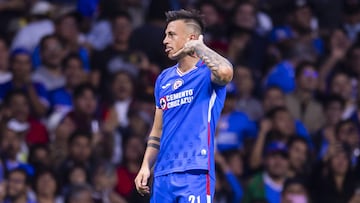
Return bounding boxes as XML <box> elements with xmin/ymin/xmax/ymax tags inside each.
<box><xmin>189</xmin><ymin>34</ymin><xmax>196</xmax><ymax>40</ymax></box>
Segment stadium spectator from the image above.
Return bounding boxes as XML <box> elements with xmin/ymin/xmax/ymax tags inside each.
<box><xmin>286</xmin><ymin>136</ymin><xmax>310</xmax><ymax>178</ymax></box>
<box><xmin>28</xmin><ymin>144</ymin><xmax>51</xmax><ymax>171</ymax></box>
<box><xmin>216</xmin><ymin>90</ymin><xmax>257</xmax><ymax>152</ymax></box>
<box><xmin>318</xmin><ymin>28</ymin><xmax>350</xmax><ymax>92</ymax></box>
<box><xmin>11</xmin><ymin>1</ymin><xmax>54</xmax><ymax>52</ymax></box>
<box><xmin>214</xmin><ymin>151</ymin><xmax>243</xmax><ymax>203</ymax></box>
<box><xmin>233</xmin><ymin>65</ymin><xmax>263</xmax><ymax>121</ymax></box>
<box><xmin>313</xmin><ymin>94</ymin><xmax>345</xmax><ymax>158</ymax></box>
<box><xmin>0</xmin><ymin>0</ymin><xmax>26</xmax><ymax>42</ymax></box>
<box><xmin>243</xmin><ymin>141</ymin><xmax>289</xmax><ymax>203</ymax></box>
<box><xmin>264</xmin><ymin>41</ymin><xmax>317</xmax><ymax>94</ymax></box>
<box><xmin>32</xmin><ymin>34</ymin><xmax>66</xmax><ymax>91</ymax></box>
<box><xmin>4</xmin><ymin>167</ymin><xmax>35</xmax><ymax>203</ymax></box>
<box><xmin>91</xmin><ymin>11</ymin><xmax>150</xmax><ymax>94</ymax></box>
<box><xmin>329</xmin><ymin>71</ymin><xmax>355</xmax><ymax>119</ymax></box>
<box><xmin>3</xmin><ymin>91</ymin><xmax>49</xmax><ymax>145</ymax></box>
<box><xmin>310</xmin><ymin>143</ymin><xmax>358</xmax><ymax>203</ymax></box>
<box><xmin>116</xmin><ymin>136</ymin><xmax>144</xmax><ymax>200</ymax></box>
<box><xmin>262</xmin><ymin>86</ymin><xmax>286</xmax><ymax>114</ymax></box>
<box><xmin>47</xmin><ymin>111</ymin><xmax>75</xmax><ymax>168</ymax></box>
<box><xmin>64</xmin><ymin>184</ymin><xmax>94</xmax><ymax>203</ymax></box>
<box><xmin>0</xmin><ymin>49</ymin><xmax>49</xmax><ymax>117</ymax></box>
<box><xmin>267</xmin><ymin>106</ymin><xmax>309</xmax><ymax>139</ymax></box>
<box><xmin>33</xmin><ymin>169</ymin><xmax>63</xmax><ymax>203</ymax></box>
<box><xmin>280</xmin><ymin>177</ymin><xmax>310</xmax><ymax>203</ymax></box>
<box><xmin>0</xmin><ymin>119</ymin><xmax>34</xmax><ymax>170</ymax></box>
<box><xmin>335</xmin><ymin>119</ymin><xmax>360</xmax><ymax>167</ymax></box>
<box><xmin>54</xmin><ymin>11</ymin><xmax>90</xmax><ymax>71</ymax></box>
<box><xmin>196</xmin><ymin>0</ymin><xmax>227</xmax><ymax>53</ymax></box>
<box><xmin>228</xmin><ymin>1</ymin><xmax>268</xmax><ymax>73</ymax></box>
<box><xmin>285</xmin><ymin>61</ymin><xmax>325</xmax><ymax>133</ymax></box>
<box><xmin>92</xmin><ymin>162</ymin><xmax>127</xmax><ymax>203</ymax></box>
<box><xmin>50</xmin><ymin>53</ymin><xmax>88</xmax><ymax>112</ymax></box>
<box><xmin>56</xmin><ymin>131</ymin><xmax>93</xmax><ymax>191</ymax></box>
<box><xmin>286</xmin><ymin>0</ymin><xmax>323</xmax><ymax>55</ymax></box>
<box><xmin>64</xmin><ymin>83</ymin><xmax>99</xmax><ymax>134</ymax></box>
<box><xmin>342</xmin><ymin>0</ymin><xmax>360</xmax><ymax>42</ymax></box>
<box><xmin>129</xmin><ymin>0</ymin><xmax>172</xmax><ymax>69</ymax></box>
<box><xmin>102</xmin><ymin>71</ymin><xmax>135</xmax><ymax>131</ymax></box>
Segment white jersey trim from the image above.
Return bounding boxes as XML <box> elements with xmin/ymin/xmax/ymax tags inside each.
<box><xmin>207</xmin><ymin>195</ymin><xmax>211</xmax><ymax>203</ymax></box>
<box><xmin>207</xmin><ymin>90</ymin><xmax>217</xmax><ymax>122</ymax></box>
<box><xmin>176</xmin><ymin>65</ymin><xmax>198</xmax><ymax>76</ymax></box>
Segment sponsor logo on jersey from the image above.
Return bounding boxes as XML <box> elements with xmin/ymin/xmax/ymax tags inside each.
<box><xmin>160</xmin><ymin>89</ymin><xmax>194</xmax><ymax>110</ymax></box>
<box><xmin>161</xmin><ymin>83</ymin><xmax>171</xmax><ymax>89</ymax></box>
<box><xmin>173</xmin><ymin>79</ymin><xmax>184</xmax><ymax>90</ymax></box>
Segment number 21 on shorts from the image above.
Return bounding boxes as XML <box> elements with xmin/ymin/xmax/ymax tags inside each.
<box><xmin>188</xmin><ymin>195</ymin><xmax>200</xmax><ymax>203</ymax></box>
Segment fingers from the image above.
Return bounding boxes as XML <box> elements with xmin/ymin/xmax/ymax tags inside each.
<box><xmin>171</xmin><ymin>47</ymin><xmax>185</xmax><ymax>58</ymax></box>
<box><xmin>141</xmin><ymin>174</ymin><xmax>148</xmax><ymax>186</ymax></box>
<box><xmin>171</xmin><ymin>35</ymin><xmax>202</xmax><ymax>58</ymax></box>
<box><xmin>198</xmin><ymin>34</ymin><xmax>203</xmax><ymax>42</ymax></box>
<box><xmin>135</xmin><ymin>173</ymin><xmax>150</xmax><ymax>196</ymax></box>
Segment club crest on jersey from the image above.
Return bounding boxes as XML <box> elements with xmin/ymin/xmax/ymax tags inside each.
<box><xmin>173</xmin><ymin>79</ymin><xmax>184</xmax><ymax>90</ymax></box>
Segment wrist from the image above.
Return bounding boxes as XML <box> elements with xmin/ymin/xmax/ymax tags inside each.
<box><xmin>141</xmin><ymin>163</ymin><xmax>150</xmax><ymax>170</ymax></box>
<box><xmin>194</xmin><ymin>43</ymin><xmax>206</xmax><ymax>57</ymax></box>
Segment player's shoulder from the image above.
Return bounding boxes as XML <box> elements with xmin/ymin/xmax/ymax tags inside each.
<box><xmin>157</xmin><ymin>64</ymin><xmax>177</xmax><ymax>79</ymax></box>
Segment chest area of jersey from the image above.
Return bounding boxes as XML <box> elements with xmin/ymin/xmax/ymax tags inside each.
<box><xmin>159</xmin><ymin>72</ymin><xmax>207</xmax><ymax>111</ymax></box>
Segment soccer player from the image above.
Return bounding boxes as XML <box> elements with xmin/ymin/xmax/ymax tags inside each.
<box><xmin>134</xmin><ymin>9</ymin><xmax>233</xmax><ymax>202</ymax></box>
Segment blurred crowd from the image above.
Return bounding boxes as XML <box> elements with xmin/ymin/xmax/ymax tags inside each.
<box><xmin>0</xmin><ymin>0</ymin><xmax>360</xmax><ymax>203</ymax></box>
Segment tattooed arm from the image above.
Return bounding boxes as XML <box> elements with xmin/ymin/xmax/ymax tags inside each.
<box><xmin>195</xmin><ymin>39</ymin><xmax>234</xmax><ymax>85</ymax></box>
<box><xmin>173</xmin><ymin>35</ymin><xmax>233</xmax><ymax>85</ymax></box>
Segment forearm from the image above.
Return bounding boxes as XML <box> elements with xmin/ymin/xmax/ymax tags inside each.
<box><xmin>140</xmin><ymin>108</ymin><xmax>163</xmax><ymax>169</ymax></box>
<box><xmin>224</xmin><ymin>172</ymin><xmax>243</xmax><ymax>203</ymax></box>
<box><xmin>194</xmin><ymin>43</ymin><xmax>233</xmax><ymax>85</ymax></box>
<box><xmin>319</xmin><ymin>56</ymin><xmax>338</xmax><ymax>92</ymax></box>
<box><xmin>249</xmin><ymin>131</ymin><xmax>267</xmax><ymax>169</ymax></box>
<box><xmin>27</xmin><ymin>86</ymin><xmax>48</xmax><ymax>117</ymax></box>
<box><xmin>141</xmin><ymin>146</ymin><xmax>159</xmax><ymax>169</ymax></box>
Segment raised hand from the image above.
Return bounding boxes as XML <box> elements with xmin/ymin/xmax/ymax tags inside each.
<box><xmin>260</xmin><ymin>119</ymin><xmax>272</xmax><ymax>134</ymax></box>
<box><xmin>172</xmin><ymin>35</ymin><xmax>205</xmax><ymax>58</ymax></box>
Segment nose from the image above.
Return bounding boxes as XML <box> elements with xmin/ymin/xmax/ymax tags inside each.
<box><xmin>163</xmin><ymin>35</ymin><xmax>168</xmax><ymax>45</ymax></box>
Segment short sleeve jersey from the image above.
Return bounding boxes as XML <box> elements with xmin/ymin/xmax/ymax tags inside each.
<box><xmin>154</xmin><ymin>60</ymin><xmax>226</xmax><ymax>179</ymax></box>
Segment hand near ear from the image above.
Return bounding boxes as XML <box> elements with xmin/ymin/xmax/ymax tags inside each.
<box><xmin>172</xmin><ymin>34</ymin><xmax>204</xmax><ymax>58</ymax></box>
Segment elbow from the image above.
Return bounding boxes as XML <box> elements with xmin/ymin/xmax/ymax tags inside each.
<box><xmin>223</xmin><ymin>66</ymin><xmax>234</xmax><ymax>83</ymax></box>
<box><xmin>217</xmin><ymin>65</ymin><xmax>234</xmax><ymax>85</ymax></box>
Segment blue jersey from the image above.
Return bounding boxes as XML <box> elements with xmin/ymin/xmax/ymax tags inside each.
<box><xmin>154</xmin><ymin>60</ymin><xmax>226</xmax><ymax>179</ymax></box>
<box><xmin>216</xmin><ymin>111</ymin><xmax>257</xmax><ymax>152</ymax></box>
<box><xmin>50</xmin><ymin>87</ymin><xmax>73</xmax><ymax>109</ymax></box>
<box><xmin>265</xmin><ymin>61</ymin><xmax>295</xmax><ymax>93</ymax></box>
<box><xmin>0</xmin><ymin>81</ymin><xmax>49</xmax><ymax>106</ymax></box>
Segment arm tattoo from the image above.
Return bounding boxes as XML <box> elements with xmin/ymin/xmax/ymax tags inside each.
<box><xmin>148</xmin><ymin>136</ymin><xmax>160</xmax><ymax>142</ymax></box>
<box><xmin>147</xmin><ymin>143</ymin><xmax>160</xmax><ymax>150</ymax></box>
<box><xmin>194</xmin><ymin>44</ymin><xmax>233</xmax><ymax>85</ymax></box>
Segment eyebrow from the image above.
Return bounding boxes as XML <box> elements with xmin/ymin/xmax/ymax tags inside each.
<box><xmin>165</xmin><ymin>31</ymin><xmax>176</xmax><ymax>35</ymax></box>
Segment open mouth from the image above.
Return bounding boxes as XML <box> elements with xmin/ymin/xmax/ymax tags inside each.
<box><xmin>165</xmin><ymin>47</ymin><xmax>172</xmax><ymax>53</ymax></box>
